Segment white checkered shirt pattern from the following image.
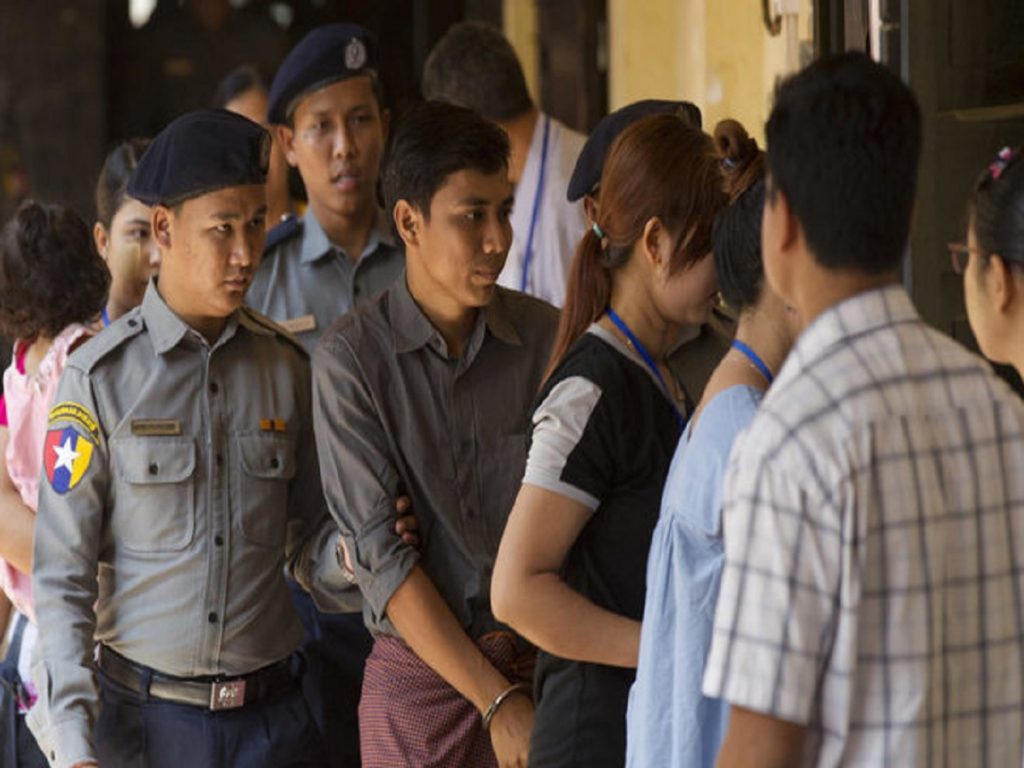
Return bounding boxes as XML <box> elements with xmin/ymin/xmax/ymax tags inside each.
<box><xmin>703</xmin><ymin>285</ymin><xmax>1024</xmax><ymax>767</ymax></box>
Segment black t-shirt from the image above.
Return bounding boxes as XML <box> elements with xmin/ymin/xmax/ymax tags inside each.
<box><xmin>522</xmin><ymin>324</ymin><xmax>684</xmax><ymax>768</ymax></box>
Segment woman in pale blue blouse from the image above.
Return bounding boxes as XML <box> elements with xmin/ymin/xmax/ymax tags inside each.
<box><xmin>626</xmin><ymin>121</ymin><xmax>800</xmax><ymax>768</ymax></box>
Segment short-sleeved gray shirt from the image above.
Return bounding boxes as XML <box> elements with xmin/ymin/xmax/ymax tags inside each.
<box><xmin>30</xmin><ymin>282</ymin><xmax>352</xmax><ymax>767</ymax></box>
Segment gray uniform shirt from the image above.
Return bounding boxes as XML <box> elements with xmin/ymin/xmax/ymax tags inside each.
<box><xmin>247</xmin><ymin>206</ymin><xmax>405</xmax><ymax>352</ymax></box>
<box><xmin>30</xmin><ymin>282</ymin><xmax>352</xmax><ymax>768</ymax></box>
<box><xmin>312</xmin><ymin>277</ymin><xmax>559</xmax><ymax>639</ymax></box>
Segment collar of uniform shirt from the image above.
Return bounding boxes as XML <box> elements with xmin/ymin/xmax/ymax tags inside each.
<box><xmin>142</xmin><ymin>280</ymin><xmax>244</xmax><ymax>355</ymax></box>
<box><xmin>389</xmin><ymin>274</ymin><xmax>522</xmax><ymax>356</ymax></box>
<box><xmin>299</xmin><ymin>206</ymin><xmax>395</xmax><ymax>264</ymax></box>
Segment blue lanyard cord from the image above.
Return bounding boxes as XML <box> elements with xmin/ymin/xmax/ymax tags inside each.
<box><xmin>101</xmin><ymin>306</ymin><xmax>110</xmax><ymax>328</ymax></box>
<box><xmin>519</xmin><ymin>116</ymin><xmax>551</xmax><ymax>294</ymax></box>
<box><xmin>605</xmin><ymin>308</ymin><xmax>685</xmax><ymax>429</ymax></box>
<box><xmin>730</xmin><ymin>339</ymin><xmax>774</xmax><ymax>385</ymax></box>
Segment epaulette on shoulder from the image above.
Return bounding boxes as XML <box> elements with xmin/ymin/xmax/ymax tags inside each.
<box><xmin>241</xmin><ymin>306</ymin><xmax>309</xmax><ymax>359</ymax></box>
<box><xmin>263</xmin><ymin>215</ymin><xmax>302</xmax><ymax>255</ymax></box>
<box><xmin>70</xmin><ymin>309</ymin><xmax>147</xmax><ymax>373</ymax></box>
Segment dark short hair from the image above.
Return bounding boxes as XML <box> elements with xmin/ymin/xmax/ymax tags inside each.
<box><xmin>969</xmin><ymin>146</ymin><xmax>1024</xmax><ymax>266</ymax></box>
<box><xmin>0</xmin><ymin>200</ymin><xmax>110</xmax><ymax>340</ymax></box>
<box><xmin>714</xmin><ymin>177</ymin><xmax>767</xmax><ymax>312</ymax></box>
<box><xmin>95</xmin><ymin>138</ymin><xmax>151</xmax><ymax>228</ymax></box>
<box><xmin>381</xmin><ymin>100</ymin><xmax>509</xmax><ymax>220</ymax></box>
<box><xmin>765</xmin><ymin>51</ymin><xmax>921</xmax><ymax>273</ymax></box>
<box><xmin>211</xmin><ymin>64</ymin><xmax>267</xmax><ymax>110</ymax></box>
<box><xmin>421</xmin><ymin>21</ymin><xmax>532</xmax><ymax>121</ymax></box>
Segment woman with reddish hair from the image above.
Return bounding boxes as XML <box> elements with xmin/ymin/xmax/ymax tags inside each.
<box><xmin>491</xmin><ymin>113</ymin><xmax>726</xmax><ymax>767</ymax></box>
<box><xmin>0</xmin><ymin>200</ymin><xmax>109</xmax><ymax>767</ymax></box>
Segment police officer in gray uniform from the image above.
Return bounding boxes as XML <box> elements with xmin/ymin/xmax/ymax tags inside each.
<box><xmin>247</xmin><ymin>24</ymin><xmax>404</xmax><ymax>352</ymax></box>
<box><xmin>29</xmin><ymin>109</ymin><xmax>354</xmax><ymax>768</ymax></box>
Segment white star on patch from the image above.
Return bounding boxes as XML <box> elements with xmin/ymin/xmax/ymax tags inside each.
<box><xmin>53</xmin><ymin>436</ymin><xmax>80</xmax><ymax>473</ymax></box>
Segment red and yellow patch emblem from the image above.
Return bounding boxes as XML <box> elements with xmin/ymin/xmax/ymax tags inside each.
<box><xmin>44</xmin><ymin>401</ymin><xmax>100</xmax><ymax>494</ymax></box>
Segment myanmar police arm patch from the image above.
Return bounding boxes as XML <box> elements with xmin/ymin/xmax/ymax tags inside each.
<box><xmin>44</xmin><ymin>401</ymin><xmax>100</xmax><ymax>494</ymax></box>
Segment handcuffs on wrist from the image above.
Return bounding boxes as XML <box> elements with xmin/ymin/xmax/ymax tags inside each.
<box><xmin>482</xmin><ymin>682</ymin><xmax>531</xmax><ymax>730</ymax></box>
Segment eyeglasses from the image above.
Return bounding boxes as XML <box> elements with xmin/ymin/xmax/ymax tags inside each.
<box><xmin>947</xmin><ymin>242</ymin><xmax>984</xmax><ymax>275</ymax></box>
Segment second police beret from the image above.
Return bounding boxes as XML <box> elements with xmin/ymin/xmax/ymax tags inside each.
<box><xmin>267</xmin><ymin>23</ymin><xmax>379</xmax><ymax>125</ymax></box>
<box><xmin>567</xmin><ymin>99</ymin><xmax>703</xmax><ymax>203</ymax></box>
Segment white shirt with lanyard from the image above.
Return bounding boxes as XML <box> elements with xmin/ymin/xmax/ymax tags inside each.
<box><xmin>502</xmin><ymin>113</ymin><xmax>588</xmax><ymax>308</ymax></box>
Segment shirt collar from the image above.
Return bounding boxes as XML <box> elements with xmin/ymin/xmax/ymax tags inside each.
<box><xmin>390</xmin><ymin>274</ymin><xmax>522</xmax><ymax>356</ymax></box>
<box><xmin>142</xmin><ymin>278</ymin><xmax>246</xmax><ymax>355</ymax></box>
<box><xmin>299</xmin><ymin>206</ymin><xmax>396</xmax><ymax>264</ymax></box>
<box><xmin>778</xmin><ymin>283</ymin><xmax>916</xmax><ymax>386</ymax></box>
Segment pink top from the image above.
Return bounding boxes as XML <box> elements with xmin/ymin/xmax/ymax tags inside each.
<box><xmin>1</xmin><ymin>323</ymin><xmax>93</xmax><ymax>621</ymax></box>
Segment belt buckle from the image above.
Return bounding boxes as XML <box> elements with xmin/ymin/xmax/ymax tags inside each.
<box><xmin>209</xmin><ymin>679</ymin><xmax>246</xmax><ymax>711</ymax></box>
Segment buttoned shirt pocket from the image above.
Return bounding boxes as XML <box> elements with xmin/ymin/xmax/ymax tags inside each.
<box><xmin>236</xmin><ymin>432</ymin><xmax>296</xmax><ymax>547</ymax></box>
<box><xmin>110</xmin><ymin>436</ymin><xmax>197</xmax><ymax>553</ymax></box>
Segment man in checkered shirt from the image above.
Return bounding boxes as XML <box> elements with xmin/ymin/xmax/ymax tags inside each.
<box><xmin>703</xmin><ymin>52</ymin><xmax>1024</xmax><ymax>767</ymax></box>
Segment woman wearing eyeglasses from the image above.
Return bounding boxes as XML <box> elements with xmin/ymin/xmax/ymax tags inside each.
<box><xmin>951</xmin><ymin>145</ymin><xmax>1024</xmax><ymax>377</ymax></box>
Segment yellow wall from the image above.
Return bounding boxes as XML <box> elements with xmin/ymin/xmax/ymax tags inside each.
<box><xmin>503</xmin><ymin>0</ymin><xmax>539</xmax><ymax>103</ymax></box>
<box><xmin>503</xmin><ymin>0</ymin><xmax>812</xmax><ymax>143</ymax></box>
<box><xmin>606</xmin><ymin>0</ymin><xmax>812</xmax><ymax>143</ymax></box>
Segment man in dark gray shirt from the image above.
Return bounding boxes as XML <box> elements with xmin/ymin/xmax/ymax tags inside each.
<box><xmin>243</xmin><ymin>24</ymin><xmax>405</xmax><ymax>766</ymax></box>
<box><xmin>313</xmin><ymin>101</ymin><xmax>558</xmax><ymax>767</ymax></box>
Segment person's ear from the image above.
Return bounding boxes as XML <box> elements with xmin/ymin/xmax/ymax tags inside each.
<box><xmin>393</xmin><ymin>200</ymin><xmax>422</xmax><ymax>249</ymax></box>
<box><xmin>152</xmin><ymin>206</ymin><xmax>173</xmax><ymax>251</ymax></box>
<box><xmin>640</xmin><ymin>216</ymin><xmax>671</xmax><ymax>273</ymax></box>
<box><xmin>583</xmin><ymin>194</ymin><xmax>599</xmax><ymax>227</ymax></box>
<box><xmin>985</xmin><ymin>253</ymin><xmax>1014</xmax><ymax>313</ymax></box>
<box><xmin>761</xmin><ymin>185</ymin><xmax>798</xmax><ymax>256</ymax></box>
<box><xmin>276</xmin><ymin>124</ymin><xmax>298</xmax><ymax>167</ymax></box>
<box><xmin>93</xmin><ymin>222</ymin><xmax>109</xmax><ymax>259</ymax></box>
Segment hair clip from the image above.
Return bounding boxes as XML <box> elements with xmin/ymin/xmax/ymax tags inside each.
<box><xmin>591</xmin><ymin>222</ymin><xmax>606</xmax><ymax>240</ymax></box>
<box><xmin>989</xmin><ymin>146</ymin><xmax>1017</xmax><ymax>181</ymax></box>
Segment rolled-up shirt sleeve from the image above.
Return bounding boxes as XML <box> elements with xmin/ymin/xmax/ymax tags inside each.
<box><xmin>312</xmin><ymin>331</ymin><xmax>418</xmax><ymax>629</ymax></box>
<box><xmin>29</xmin><ymin>366</ymin><xmax>108</xmax><ymax>768</ymax></box>
<box><xmin>285</xmin><ymin>358</ymin><xmax>362</xmax><ymax>614</ymax></box>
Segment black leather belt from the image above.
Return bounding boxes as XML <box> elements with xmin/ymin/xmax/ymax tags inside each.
<box><xmin>96</xmin><ymin>645</ymin><xmax>294</xmax><ymax>711</ymax></box>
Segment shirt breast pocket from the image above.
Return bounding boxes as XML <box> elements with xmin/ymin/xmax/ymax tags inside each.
<box><xmin>235</xmin><ymin>433</ymin><xmax>296</xmax><ymax>548</ymax></box>
<box><xmin>110</xmin><ymin>437</ymin><xmax>197</xmax><ymax>553</ymax></box>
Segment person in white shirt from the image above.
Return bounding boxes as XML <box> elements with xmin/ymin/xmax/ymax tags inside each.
<box><xmin>422</xmin><ymin>21</ymin><xmax>587</xmax><ymax>307</ymax></box>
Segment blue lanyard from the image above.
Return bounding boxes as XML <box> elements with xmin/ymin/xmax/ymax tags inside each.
<box><xmin>731</xmin><ymin>339</ymin><xmax>774</xmax><ymax>384</ymax></box>
<box><xmin>101</xmin><ymin>307</ymin><xmax>110</xmax><ymax>328</ymax></box>
<box><xmin>605</xmin><ymin>308</ymin><xmax>685</xmax><ymax>429</ymax></box>
<box><xmin>519</xmin><ymin>116</ymin><xmax>551</xmax><ymax>294</ymax></box>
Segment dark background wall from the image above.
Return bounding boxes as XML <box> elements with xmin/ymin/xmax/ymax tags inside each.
<box><xmin>0</xmin><ymin>0</ymin><xmax>108</xmax><ymax>221</ymax></box>
<box><xmin>0</xmin><ymin>0</ymin><xmax>504</xmax><ymax>224</ymax></box>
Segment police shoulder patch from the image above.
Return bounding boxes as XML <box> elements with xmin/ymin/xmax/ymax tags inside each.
<box><xmin>44</xmin><ymin>401</ymin><xmax>100</xmax><ymax>494</ymax></box>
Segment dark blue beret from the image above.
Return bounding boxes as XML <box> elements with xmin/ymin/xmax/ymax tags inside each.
<box><xmin>127</xmin><ymin>109</ymin><xmax>270</xmax><ymax>206</ymax></box>
<box><xmin>267</xmin><ymin>23</ymin><xmax>379</xmax><ymax>125</ymax></box>
<box><xmin>567</xmin><ymin>100</ymin><xmax>703</xmax><ymax>202</ymax></box>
